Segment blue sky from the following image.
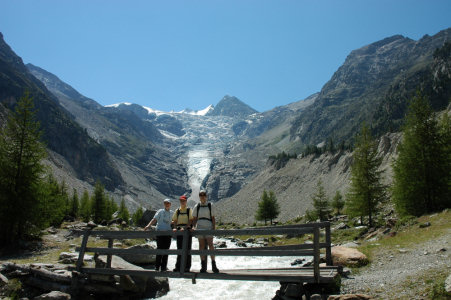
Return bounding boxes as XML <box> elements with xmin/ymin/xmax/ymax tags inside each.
<box><xmin>1</xmin><ymin>1</ymin><xmax>451</xmax><ymax>112</ymax></box>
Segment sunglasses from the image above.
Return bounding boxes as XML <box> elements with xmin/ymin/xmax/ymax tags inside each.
<box><xmin>199</xmin><ymin>193</ymin><xmax>207</xmax><ymax>196</ymax></box>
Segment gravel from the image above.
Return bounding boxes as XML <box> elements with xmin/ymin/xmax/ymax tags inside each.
<box><xmin>340</xmin><ymin>228</ymin><xmax>451</xmax><ymax>299</ymax></box>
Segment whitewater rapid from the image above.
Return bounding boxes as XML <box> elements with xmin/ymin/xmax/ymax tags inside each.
<box><xmin>155</xmin><ymin>238</ymin><xmax>299</xmax><ymax>300</ymax></box>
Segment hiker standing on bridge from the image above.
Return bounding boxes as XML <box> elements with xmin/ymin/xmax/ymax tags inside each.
<box><xmin>144</xmin><ymin>198</ymin><xmax>173</xmax><ymax>272</ymax></box>
<box><xmin>193</xmin><ymin>189</ymin><xmax>219</xmax><ymax>273</ymax></box>
<box><xmin>172</xmin><ymin>195</ymin><xmax>193</xmax><ymax>272</ymax></box>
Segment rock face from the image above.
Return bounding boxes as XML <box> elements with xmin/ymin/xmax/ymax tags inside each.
<box><xmin>290</xmin><ymin>28</ymin><xmax>451</xmax><ymax>146</ymax></box>
<box><xmin>331</xmin><ymin>246</ymin><xmax>369</xmax><ymax>267</ymax></box>
<box><xmin>206</xmin><ymin>95</ymin><xmax>258</xmax><ymax>118</ymax></box>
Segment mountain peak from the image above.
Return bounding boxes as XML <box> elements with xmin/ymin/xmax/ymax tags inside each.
<box><xmin>206</xmin><ymin>95</ymin><xmax>258</xmax><ymax>117</ymax></box>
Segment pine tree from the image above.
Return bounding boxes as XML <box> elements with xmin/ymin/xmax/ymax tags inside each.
<box><xmin>312</xmin><ymin>179</ymin><xmax>332</xmax><ymax>221</ymax></box>
<box><xmin>267</xmin><ymin>190</ymin><xmax>280</xmax><ymax>225</ymax></box>
<box><xmin>132</xmin><ymin>206</ymin><xmax>144</xmax><ymax>226</ymax></box>
<box><xmin>92</xmin><ymin>181</ymin><xmax>107</xmax><ymax>224</ymax></box>
<box><xmin>0</xmin><ymin>92</ymin><xmax>47</xmax><ymax>242</ymax></box>
<box><xmin>331</xmin><ymin>190</ymin><xmax>345</xmax><ymax>215</ymax></box>
<box><xmin>393</xmin><ymin>94</ymin><xmax>451</xmax><ymax>216</ymax></box>
<box><xmin>346</xmin><ymin>124</ymin><xmax>386</xmax><ymax>227</ymax></box>
<box><xmin>255</xmin><ymin>190</ymin><xmax>280</xmax><ymax>225</ymax></box>
<box><xmin>80</xmin><ymin>189</ymin><xmax>91</xmax><ymax>222</ymax></box>
<box><xmin>70</xmin><ymin>188</ymin><xmax>80</xmax><ymax>218</ymax></box>
<box><xmin>118</xmin><ymin>198</ymin><xmax>130</xmax><ymax>224</ymax></box>
<box><xmin>38</xmin><ymin>174</ymin><xmax>67</xmax><ymax>227</ymax></box>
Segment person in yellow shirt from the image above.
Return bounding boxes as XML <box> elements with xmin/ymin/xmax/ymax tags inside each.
<box><xmin>171</xmin><ymin>195</ymin><xmax>193</xmax><ymax>272</ymax></box>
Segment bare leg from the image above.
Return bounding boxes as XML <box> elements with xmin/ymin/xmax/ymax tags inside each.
<box><xmin>206</xmin><ymin>237</ymin><xmax>215</xmax><ymax>261</ymax></box>
<box><xmin>199</xmin><ymin>238</ymin><xmax>207</xmax><ymax>261</ymax></box>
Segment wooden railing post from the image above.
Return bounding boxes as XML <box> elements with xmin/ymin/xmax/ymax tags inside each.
<box><xmin>180</xmin><ymin>229</ymin><xmax>189</xmax><ymax>275</ymax></box>
<box><xmin>107</xmin><ymin>238</ymin><xmax>113</xmax><ymax>268</ymax></box>
<box><xmin>313</xmin><ymin>226</ymin><xmax>320</xmax><ymax>284</ymax></box>
<box><xmin>325</xmin><ymin>222</ymin><xmax>332</xmax><ymax>266</ymax></box>
<box><xmin>76</xmin><ymin>230</ymin><xmax>91</xmax><ymax>271</ymax></box>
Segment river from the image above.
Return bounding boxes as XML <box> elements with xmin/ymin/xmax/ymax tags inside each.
<box><xmin>173</xmin><ymin>134</ymin><xmax>294</xmax><ymax>299</ymax></box>
<box><xmin>156</xmin><ymin>238</ymin><xmax>300</xmax><ymax>300</ymax></box>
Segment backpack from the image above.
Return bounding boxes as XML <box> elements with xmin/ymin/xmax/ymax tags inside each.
<box><xmin>175</xmin><ymin>207</ymin><xmax>190</xmax><ymax>226</ymax></box>
<box><xmin>196</xmin><ymin>202</ymin><xmax>212</xmax><ymax>221</ymax></box>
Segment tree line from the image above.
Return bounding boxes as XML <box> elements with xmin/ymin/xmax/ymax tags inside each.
<box><xmin>256</xmin><ymin>92</ymin><xmax>450</xmax><ymax>226</ymax></box>
<box><xmin>0</xmin><ymin>93</ymin><xmax>144</xmax><ymax>244</ymax></box>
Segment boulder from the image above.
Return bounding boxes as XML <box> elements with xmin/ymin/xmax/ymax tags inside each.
<box><xmin>0</xmin><ymin>272</ymin><xmax>8</xmax><ymax>287</ymax></box>
<box><xmin>215</xmin><ymin>241</ymin><xmax>227</xmax><ymax>248</ymax></box>
<box><xmin>117</xmin><ymin>244</ymin><xmax>156</xmax><ymax>265</ymax></box>
<box><xmin>58</xmin><ymin>252</ymin><xmax>93</xmax><ymax>264</ymax></box>
<box><xmin>95</xmin><ymin>255</ymin><xmax>168</xmax><ymax>297</ymax></box>
<box><xmin>87</xmin><ymin>221</ymin><xmax>97</xmax><ymax>229</ymax></box>
<box><xmin>341</xmin><ymin>241</ymin><xmax>360</xmax><ymax>248</ymax></box>
<box><xmin>327</xmin><ymin>294</ymin><xmax>373</xmax><ymax>300</ymax></box>
<box><xmin>331</xmin><ymin>246</ymin><xmax>368</xmax><ymax>267</ymax></box>
<box><xmin>445</xmin><ymin>273</ymin><xmax>451</xmax><ymax>293</ymax></box>
<box><xmin>33</xmin><ymin>291</ymin><xmax>71</xmax><ymax>300</ymax></box>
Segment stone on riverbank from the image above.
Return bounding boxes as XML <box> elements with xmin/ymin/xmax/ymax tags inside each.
<box><xmin>331</xmin><ymin>246</ymin><xmax>368</xmax><ymax>267</ymax></box>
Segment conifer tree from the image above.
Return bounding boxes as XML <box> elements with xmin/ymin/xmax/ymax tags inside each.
<box><xmin>92</xmin><ymin>181</ymin><xmax>107</xmax><ymax>223</ymax></box>
<box><xmin>38</xmin><ymin>174</ymin><xmax>67</xmax><ymax>227</ymax></box>
<box><xmin>346</xmin><ymin>124</ymin><xmax>386</xmax><ymax>227</ymax></box>
<box><xmin>80</xmin><ymin>189</ymin><xmax>91</xmax><ymax>222</ymax></box>
<box><xmin>255</xmin><ymin>190</ymin><xmax>280</xmax><ymax>225</ymax></box>
<box><xmin>393</xmin><ymin>94</ymin><xmax>451</xmax><ymax>216</ymax></box>
<box><xmin>331</xmin><ymin>190</ymin><xmax>345</xmax><ymax>215</ymax></box>
<box><xmin>0</xmin><ymin>92</ymin><xmax>47</xmax><ymax>242</ymax></box>
<box><xmin>312</xmin><ymin>179</ymin><xmax>332</xmax><ymax>221</ymax></box>
<box><xmin>118</xmin><ymin>198</ymin><xmax>130</xmax><ymax>224</ymax></box>
<box><xmin>132</xmin><ymin>206</ymin><xmax>144</xmax><ymax>226</ymax></box>
<box><xmin>70</xmin><ymin>188</ymin><xmax>80</xmax><ymax>218</ymax></box>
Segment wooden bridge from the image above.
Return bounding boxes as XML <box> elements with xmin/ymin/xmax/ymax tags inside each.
<box><xmin>74</xmin><ymin>222</ymin><xmax>341</xmax><ymax>298</ymax></box>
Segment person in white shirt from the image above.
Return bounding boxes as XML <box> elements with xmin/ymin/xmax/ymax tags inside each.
<box><xmin>144</xmin><ymin>198</ymin><xmax>173</xmax><ymax>271</ymax></box>
<box><xmin>192</xmin><ymin>190</ymin><xmax>219</xmax><ymax>273</ymax></box>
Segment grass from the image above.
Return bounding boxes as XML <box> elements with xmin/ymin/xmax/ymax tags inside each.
<box><xmin>386</xmin><ymin>268</ymin><xmax>451</xmax><ymax>300</ymax></box>
<box><xmin>357</xmin><ymin>209</ymin><xmax>451</xmax><ymax>260</ymax></box>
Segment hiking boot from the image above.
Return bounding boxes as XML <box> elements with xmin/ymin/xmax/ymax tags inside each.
<box><xmin>212</xmin><ymin>260</ymin><xmax>219</xmax><ymax>273</ymax></box>
<box><xmin>200</xmin><ymin>260</ymin><xmax>207</xmax><ymax>273</ymax></box>
<box><xmin>173</xmin><ymin>267</ymin><xmax>180</xmax><ymax>272</ymax></box>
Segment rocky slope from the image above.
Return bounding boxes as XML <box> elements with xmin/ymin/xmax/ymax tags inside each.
<box><xmin>290</xmin><ymin>28</ymin><xmax>451</xmax><ymax>146</ymax></box>
<box><xmin>216</xmin><ymin>133</ymin><xmax>401</xmax><ymax>225</ymax></box>
<box><xmin>0</xmin><ymin>33</ymin><xmax>123</xmax><ymax>191</ymax></box>
<box><xmin>27</xmin><ymin>64</ymin><xmax>190</xmax><ymax>209</ymax></box>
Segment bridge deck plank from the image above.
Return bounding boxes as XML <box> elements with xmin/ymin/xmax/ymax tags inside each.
<box><xmin>77</xmin><ymin>266</ymin><xmax>340</xmax><ymax>283</ymax></box>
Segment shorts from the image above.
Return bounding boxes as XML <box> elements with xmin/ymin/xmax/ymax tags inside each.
<box><xmin>196</xmin><ymin>222</ymin><xmax>213</xmax><ymax>240</ymax></box>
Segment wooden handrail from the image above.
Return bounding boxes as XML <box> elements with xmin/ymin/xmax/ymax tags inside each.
<box><xmin>75</xmin><ymin>222</ymin><xmax>333</xmax><ymax>284</ymax></box>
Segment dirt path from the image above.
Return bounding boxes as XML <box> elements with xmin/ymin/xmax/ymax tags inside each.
<box><xmin>341</xmin><ymin>228</ymin><xmax>451</xmax><ymax>299</ymax></box>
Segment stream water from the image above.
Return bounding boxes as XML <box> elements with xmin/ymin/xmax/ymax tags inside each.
<box><xmin>155</xmin><ymin>238</ymin><xmax>299</xmax><ymax>300</ymax></box>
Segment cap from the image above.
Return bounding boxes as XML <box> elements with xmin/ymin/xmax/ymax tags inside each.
<box><xmin>199</xmin><ymin>189</ymin><xmax>207</xmax><ymax>195</ymax></box>
<box><xmin>179</xmin><ymin>195</ymin><xmax>187</xmax><ymax>200</ymax></box>
<box><xmin>163</xmin><ymin>198</ymin><xmax>171</xmax><ymax>204</ymax></box>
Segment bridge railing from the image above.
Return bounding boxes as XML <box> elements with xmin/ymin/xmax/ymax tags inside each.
<box><xmin>75</xmin><ymin>222</ymin><xmax>333</xmax><ymax>283</ymax></box>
